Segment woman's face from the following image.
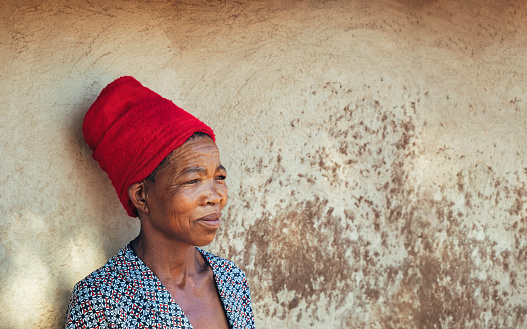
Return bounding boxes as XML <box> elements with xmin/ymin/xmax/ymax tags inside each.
<box><xmin>143</xmin><ymin>136</ymin><xmax>228</xmax><ymax>246</ymax></box>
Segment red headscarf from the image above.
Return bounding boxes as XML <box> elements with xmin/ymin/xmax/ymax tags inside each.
<box><xmin>83</xmin><ymin>76</ymin><xmax>215</xmax><ymax>217</ymax></box>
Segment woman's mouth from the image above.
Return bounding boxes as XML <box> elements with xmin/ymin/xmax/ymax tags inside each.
<box><xmin>197</xmin><ymin>213</ymin><xmax>221</xmax><ymax>229</ymax></box>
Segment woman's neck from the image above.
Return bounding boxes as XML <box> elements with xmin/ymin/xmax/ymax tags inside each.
<box><xmin>131</xmin><ymin>231</ymin><xmax>209</xmax><ymax>288</ymax></box>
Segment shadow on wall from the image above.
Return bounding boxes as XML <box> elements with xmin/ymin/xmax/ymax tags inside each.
<box><xmin>0</xmin><ymin>87</ymin><xmax>139</xmax><ymax>328</ymax></box>
<box><xmin>64</xmin><ymin>80</ymin><xmax>140</xmax><ymax>261</ymax></box>
<box><xmin>0</xmin><ymin>211</ymin><xmax>107</xmax><ymax>327</ymax></box>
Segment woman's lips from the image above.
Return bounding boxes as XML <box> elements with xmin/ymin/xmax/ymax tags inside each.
<box><xmin>197</xmin><ymin>213</ymin><xmax>221</xmax><ymax>229</ymax></box>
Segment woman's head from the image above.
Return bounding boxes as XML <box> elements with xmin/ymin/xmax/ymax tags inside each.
<box><xmin>83</xmin><ymin>76</ymin><xmax>216</xmax><ymax>217</ymax></box>
<box><xmin>127</xmin><ymin>133</ymin><xmax>228</xmax><ymax>246</ymax></box>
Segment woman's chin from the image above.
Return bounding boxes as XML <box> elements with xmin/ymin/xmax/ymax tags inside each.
<box><xmin>194</xmin><ymin>232</ymin><xmax>218</xmax><ymax>247</ymax></box>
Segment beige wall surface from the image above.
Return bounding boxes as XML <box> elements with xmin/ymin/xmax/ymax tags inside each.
<box><xmin>1</xmin><ymin>0</ymin><xmax>527</xmax><ymax>328</ymax></box>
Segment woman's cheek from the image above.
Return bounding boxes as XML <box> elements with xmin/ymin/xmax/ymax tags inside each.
<box><xmin>221</xmin><ymin>185</ymin><xmax>228</xmax><ymax>207</ymax></box>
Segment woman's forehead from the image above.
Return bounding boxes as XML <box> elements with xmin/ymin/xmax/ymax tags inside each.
<box><xmin>167</xmin><ymin>137</ymin><xmax>221</xmax><ymax>171</ymax></box>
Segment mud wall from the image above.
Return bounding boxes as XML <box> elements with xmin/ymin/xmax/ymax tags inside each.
<box><xmin>1</xmin><ymin>0</ymin><xmax>526</xmax><ymax>328</ymax></box>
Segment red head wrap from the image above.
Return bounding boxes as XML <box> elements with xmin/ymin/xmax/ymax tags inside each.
<box><xmin>83</xmin><ymin>76</ymin><xmax>215</xmax><ymax>217</ymax></box>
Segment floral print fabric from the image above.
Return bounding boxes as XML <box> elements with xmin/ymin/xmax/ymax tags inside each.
<box><xmin>66</xmin><ymin>244</ymin><xmax>255</xmax><ymax>328</ymax></box>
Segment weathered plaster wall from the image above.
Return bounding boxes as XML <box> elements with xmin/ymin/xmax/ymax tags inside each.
<box><xmin>1</xmin><ymin>0</ymin><xmax>526</xmax><ymax>328</ymax></box>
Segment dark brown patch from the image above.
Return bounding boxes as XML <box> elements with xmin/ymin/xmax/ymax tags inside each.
<box><xmin>221</xmin><ymin>81</ymin><xmax>527</xmax><ymax>326</ymax></box>
<box><xmin>242</xmin><ymin>198</ymin><xmax>359</xmax><ymax>318</ymax></box>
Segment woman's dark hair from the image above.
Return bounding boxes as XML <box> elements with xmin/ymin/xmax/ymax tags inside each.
<box><xmin>145</xmin><ymin>132</ymin><xmax>211</xmax><ymax>182</ymax></box>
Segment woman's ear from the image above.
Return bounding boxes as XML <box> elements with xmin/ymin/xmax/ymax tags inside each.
<box><xmin>128</xmin><ymin>182</ymin><xmax>149</xmax><ymax>215</ymax></box>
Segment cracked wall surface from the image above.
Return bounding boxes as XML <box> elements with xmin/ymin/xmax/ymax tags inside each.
<box><xmin>1</xmin><ymin>0</ymin><xmax>526</xmax><ymax>328</ymax></box>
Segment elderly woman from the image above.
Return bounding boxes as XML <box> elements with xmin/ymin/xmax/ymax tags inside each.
<box><xmin>66</xmin><ymin>77</ymin><xmax>255</xmax><ymax>328</ymax></box>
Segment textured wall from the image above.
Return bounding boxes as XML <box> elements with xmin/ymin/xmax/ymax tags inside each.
<box><xmin>1</xmin><ymin>0</ymin><xmax>526</xmax><ymax>328</ymax></box>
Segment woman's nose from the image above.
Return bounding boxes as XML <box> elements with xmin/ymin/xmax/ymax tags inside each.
<box><xmin>200</xmin><ymin>182</ymin><xmax>224</xmax><ymax>205</ymax></box>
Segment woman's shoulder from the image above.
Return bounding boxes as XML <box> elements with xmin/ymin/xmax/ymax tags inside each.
<box><xmin>66</xmin><ymin>245</ymin><xmax>140</xmax><ymax>327</ymax></box>
<box><xmin>71</xmin><ymin>244</ymin><xmax>136</xmax><ymax>295</ymax></box>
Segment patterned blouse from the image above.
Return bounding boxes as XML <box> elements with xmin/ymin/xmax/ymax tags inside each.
<box><xmin>66</xmin><ymin>244</ymin><xmax>255</xmax><ymax>328</ymax></box>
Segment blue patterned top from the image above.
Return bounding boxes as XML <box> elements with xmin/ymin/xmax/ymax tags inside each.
<box><xmin>66</xmin><ymin>244</ymin><xmax>255</xmax><ymax>328</ymax></box>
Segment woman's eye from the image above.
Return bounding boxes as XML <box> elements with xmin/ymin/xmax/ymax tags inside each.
<box><xmin>185</xmin><ymin>179</ymin><xmax>199</xmax><ymax>184</ymax></box>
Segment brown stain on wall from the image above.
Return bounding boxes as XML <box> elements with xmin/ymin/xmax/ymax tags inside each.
<box><xmin>243</xmin><ymin>198</ymin><xmax>355</xmax><ymax>319</ymax></box>
<box><xmin>381</xmin><ymin>164</ymin><xmax>527</xmax><ymax>327</ymax></box>
<box><xmin>232</xmin><ymin>79</ymin><xmax>527</xmax><ymax>327</ymax></box>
